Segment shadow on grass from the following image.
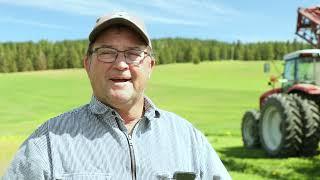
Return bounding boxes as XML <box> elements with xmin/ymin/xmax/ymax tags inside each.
<box><xmin>221</xmin><ymin>157</ymin><xmax>290</xmax><ymax>180</ymax></box>
<box><xmin>291</xmin><ymin>158</ymin><xmax>320</xmax><ymax>179</ymax></box>
<box><xmin>219</xmin><ymin>146</ymin><xmax>320</xmax><ymax>180</ymax></box>
<box><xmin>218</xmin><ymin>146</ymin><xmax>267</xmax><ymax>159</ymax></box>
<box><xmin>218</xmin><ymin>146</ymin><xmax>286</xmax><ymax>179</ymax></box>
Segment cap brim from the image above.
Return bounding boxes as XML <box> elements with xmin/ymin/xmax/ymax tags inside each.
<box><xmin>89</xmin><ymin>18</ymin><xmax>150</xmax><ymax>46</ymax></box>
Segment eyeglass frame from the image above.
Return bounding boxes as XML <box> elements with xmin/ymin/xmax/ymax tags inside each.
<box><xmin>88</xmin><ymin>45</ymin><xmax>153</xmax><ymax>65</ymax></box>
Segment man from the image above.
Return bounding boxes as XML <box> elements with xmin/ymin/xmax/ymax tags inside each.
<box><xmin>4</xmin><ymin>12</ymin><xmax>231</xmax><ymax>180</ymax></box>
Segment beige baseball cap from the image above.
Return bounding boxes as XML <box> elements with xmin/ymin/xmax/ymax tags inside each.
<box><xmin>89</xmin><ymin>11</ymin><xmax>152</xmax><ymax>48</ymax></box>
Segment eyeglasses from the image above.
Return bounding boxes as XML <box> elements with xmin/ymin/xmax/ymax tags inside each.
<box><xmin>91</xmin><ymin>46</ymin><xmax>151</xmax><ymax>65</ymax></box>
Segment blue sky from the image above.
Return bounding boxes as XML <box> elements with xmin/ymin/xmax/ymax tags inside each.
<box><xmin>0</xmin><ymin>0</ymin><xmax>319</xmax><ymax>43</ymax></box>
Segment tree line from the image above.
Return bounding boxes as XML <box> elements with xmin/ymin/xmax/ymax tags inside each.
<box><xmin>0</xmin><ymin>38</ymin><xmax>311</xmax><ymax>72</ymax></box>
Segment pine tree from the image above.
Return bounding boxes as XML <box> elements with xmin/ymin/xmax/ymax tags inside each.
<box><xmin>199</xmin><ymin>47</ymin><xmax>209</xmax><ymax>61</ymax></box>
<box><xmin>46</xmin><ymin>51</ymin><xmax>54</xmax><ymax>70</ymax></box>
<box><xmin>158</xmin><ymin>49</ymin><xmax>169</xmax><ymax>64</ymax></box>
<box><xmin>190</xmin><ymin>47</ymin><xmax>200</xmax><ymax>64</ymax></box>
<box><xmin>234</xmin><ymin>40</ymin><xmax>244</xmax><ymax>60</ymax></box>
<box><xmin>38</xmin><ymin>50</ymin><xmax>47</xmax><ymax>70</ymax></box>
<box><xmin>16</xmin><ymin>45</ymin><xmax>28</xmax><ymax>71</ymax></box>
<box><xmin>67</xmin><ymin>47</ymin><xmax>81</xmax><ymax>68</ymax></box>
<box><xmin>25</xmin><ymin>57</ymin><xmax>34</xmax><ymax>71</ymax></box>
<box><xmin>5</xmin><ymin>49</ymin><xmax>17</xmax><ymax>72</ymax></box>
<box><xmin>176</xmin><ymin>50</ymin><xmax>185</xmax><ymax>63</ymax></box>
<box><xmin>0</xmin><ymin>48</ymin><xmax>9</xmax><ymax>72</ymax></box>
<box><xmin>265</xmin><ymin>43</ymin><xmax>274</xmax><ymax>60</ymax></box>
<box><xmin>227</xmin><ymin>46</ymin><xmax>234</xmax><ymax>60</ymax></box>
<box><xmin>219</xmin><ymin>45</ymin><xmax>228</xmax><ymax>60</ymax></box>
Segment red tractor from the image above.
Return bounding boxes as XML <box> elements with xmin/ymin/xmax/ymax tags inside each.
<box><xmin>241</xmin><ymin>6</ymin><xmax>320</xmax><ymax>157</ymax></box>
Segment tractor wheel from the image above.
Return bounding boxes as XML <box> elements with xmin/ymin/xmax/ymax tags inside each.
<box><xmin>260</xmin><ymin>94</ymin><xmax>303</xmax><ymax>157</ymax></box>
<box><xmin>241</xmin><ymin>110</ymin><xmax>260</xmax><ymax>149</ymax></box>
<box><xmin>291</xmin><ymin>94</ymin><xmax>320</xmax><ymax>156</ymax></box>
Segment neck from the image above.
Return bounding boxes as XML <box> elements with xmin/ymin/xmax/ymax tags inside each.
<box><xmin>114</xmin><ymin>96</ymin><xmax>144</xmax><ymax>124</ymax></box>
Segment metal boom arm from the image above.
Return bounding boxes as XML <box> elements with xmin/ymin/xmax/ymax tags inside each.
<box><xmin>296</xmin><ymin>6</ymin><xmax>320</xmax><ymax>48</ymax></box>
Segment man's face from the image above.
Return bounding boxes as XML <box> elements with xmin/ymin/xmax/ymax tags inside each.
<box><xmin>84</xmin><ymin>27</ymin><xmax>155</xmax><ymax>108</ymax></box>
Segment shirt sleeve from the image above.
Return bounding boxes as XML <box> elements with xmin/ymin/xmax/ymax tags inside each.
<box><xmin>199</xmin><ymin>132</ymin><xmax>232</xmax><ymax>180</ymax></box>
<box><xmin>3</xmin><ymin>136</ymin><xmax>50</xmax><ymax>180</ymax></box>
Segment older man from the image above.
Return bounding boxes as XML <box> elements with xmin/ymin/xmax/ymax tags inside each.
<box><xmin>4</xmin><ymin>12</ymin><xmax>231</xmax><ymax>180</ymax></box>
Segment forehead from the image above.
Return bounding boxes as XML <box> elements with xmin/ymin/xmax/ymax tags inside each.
<box><xmin>94</xmin><ymin>25</ymin><xmax>146</xmax><ymax>47</ymax></box>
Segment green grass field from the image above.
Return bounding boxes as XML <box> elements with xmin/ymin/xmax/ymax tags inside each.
<box><xmin>1</xmin><ymin>61</ymin><xmax>320</xmax><ymax>179</ymax></box>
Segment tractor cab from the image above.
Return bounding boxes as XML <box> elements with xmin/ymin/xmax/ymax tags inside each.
<box><xmin>282</xmin><ymin>49</ymin><xmax>320</xmax><ymax>90</ymax></box>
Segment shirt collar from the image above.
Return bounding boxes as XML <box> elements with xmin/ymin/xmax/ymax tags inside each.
<box><xmin>89</xmin><ymin>96</ymin><xmax>113</xmax><ymax>115</ymax></box>
<box><xmin>89</xmin><ymin>95</ymin><xmax>161</xmax><ymax>119</ymax></box>
<box><xmin>143</xmin><ymin>96</ymin><xmax>161</xmax><ymax>120</ymax></box>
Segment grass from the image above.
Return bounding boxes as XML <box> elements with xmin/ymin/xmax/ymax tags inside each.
<box><xmin>1</xmin><ymin>61</ymin><xmax>319</xmax><ymax>179</ymax></box>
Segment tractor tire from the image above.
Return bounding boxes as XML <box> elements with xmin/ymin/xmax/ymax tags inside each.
<box><xmin>291</xmin><ymin>94</ymin><xmax>320</xmax><ymax>156</ymax></box>
<box><xmin>260</xmin><ymin>94</ymin><xmax>303</xmax><ymax>157</ymax></box>
<box><xmin>241</xmin><ymin>110</ymin><xmax>260</xmax><ymax>149</ymax></box>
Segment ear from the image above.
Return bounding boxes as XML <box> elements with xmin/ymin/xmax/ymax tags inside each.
<box><xmin>150</xmin><ymin>58</ymin><xmax>155</xmax><ymax>69</ymax></box>
<box><xmin>148</xmin><ymin>58</ymin><xmax>156</xmax><ymax>78</ymax></box>
<box><xmin>83</xmin><ymin>55</ymin><xmax>91</xmax><ymax>74</ymax></box>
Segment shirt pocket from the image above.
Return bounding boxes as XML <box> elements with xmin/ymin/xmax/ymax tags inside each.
<box><xmin>57</xmin><ymin>172</ymin><xmax>111</xmax><ymax>180</ymax></box>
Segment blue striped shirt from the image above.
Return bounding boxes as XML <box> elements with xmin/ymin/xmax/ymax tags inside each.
<box><xmin>3</xmin><ymin>96</ymin><xmax>231</xmax><ymax>180</ymax></box>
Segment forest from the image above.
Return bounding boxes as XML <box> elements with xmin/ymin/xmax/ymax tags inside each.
<box><xmin>0</xmin><ymin>38</ymin><xmax>311</xmax><ymax>72</ymax></box>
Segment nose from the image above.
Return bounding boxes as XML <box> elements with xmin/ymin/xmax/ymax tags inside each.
<box><xmin>113</xmin><ymin>52</ymin><xmax>129</xmax><ymax>70</ymax></box>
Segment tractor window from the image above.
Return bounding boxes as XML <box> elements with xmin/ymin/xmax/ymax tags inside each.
<box><xmin>297</xmin><ymin>58</ymin><xmax>314</xmax><ymax>83</ymax></box>
<box><xmin>283</xmin><ymin>60</ymin><xmax>295</xmax><ymax>81</ymax></box>
<box><xmin>314</xmin><ymin>61</ymin><xmax>320</xmax><ymax>85</ymax></box>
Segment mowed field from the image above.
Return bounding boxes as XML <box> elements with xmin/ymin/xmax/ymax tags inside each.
<box><xmin>1</xmin><ymin>61</ymin><xmax>320</xmax><ymax>179</ymax></box>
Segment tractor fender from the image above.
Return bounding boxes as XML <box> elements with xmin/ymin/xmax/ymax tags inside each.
<box><xmin>259</xmin><ymin>88</ymin><xmax>282</xmax><ymax>109</ymax></box>
<box><xmin>287</xmin><ymin>84</ymin><xmax>320</xmax><ymax>95</ymax></box>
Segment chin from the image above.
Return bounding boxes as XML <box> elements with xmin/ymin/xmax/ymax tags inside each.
<box><xmin>110</xmin><ymin>91</ymin><xmax>134</xmax><ymax>103</ymax></box>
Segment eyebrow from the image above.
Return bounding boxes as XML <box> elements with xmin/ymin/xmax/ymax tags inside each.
<box><xmin>127</xmin><ymin>46</ymin><xmax>146</xmax><ymax>50</ymax></box>
<box><xmin>94</xmin><ymin>44</ymin><xmax>113</xmax><ymax>49</ymax></box>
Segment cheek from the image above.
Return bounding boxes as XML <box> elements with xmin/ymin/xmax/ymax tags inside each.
<box><xmin>90</xmin><ymin>63</ymin><xmax>111</xmax><ymax>85</ymax></box>
<box><xmin>130</xmin><ymin>65</ymin><xmax>149</xmax><ymax>79</ymax></box>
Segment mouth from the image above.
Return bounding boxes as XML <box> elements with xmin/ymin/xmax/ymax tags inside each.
<box><xmin>110</xmin><ymin>78</ymin><xmax>131</xmax><ymax>83</ymax></box>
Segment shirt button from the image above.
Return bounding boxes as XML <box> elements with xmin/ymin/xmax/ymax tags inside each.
<box><xmin>115</xmin><ymin>117</ymin><xmax>119</xmax><ymax>121</ymax></box>
<box><xmin>111</xmin><ymin>111</ymin><xmax>116</xmax><ymax>115</ymax></box>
